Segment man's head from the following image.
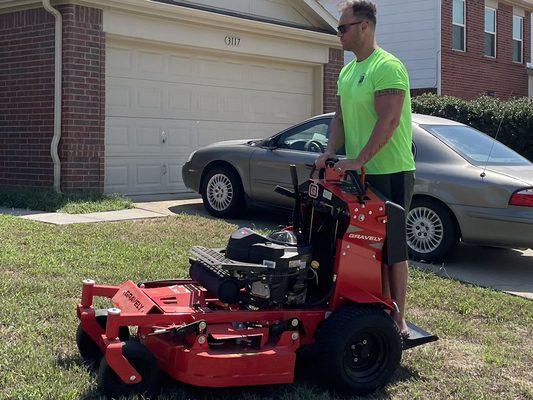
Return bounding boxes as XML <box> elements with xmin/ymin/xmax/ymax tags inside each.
<box><xmin>337</xmin><ymin>0</ymin><xmax>377</xmax><ymax>52</ymax></box>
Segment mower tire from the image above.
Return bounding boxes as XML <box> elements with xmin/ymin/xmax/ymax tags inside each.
<box><xmin>76</xmin><ymin>309</ymin><xmax>130</xmax><ymax>368</ymax></box>
<box><xmin>201</xmin><ymin>166</ymin><xmax>245</xmax><ymax>218</ymax></box>
<box><xmin>98</xmin><ymin>341</ymin><xmax>159</xmax><ymax>397</ymax></box>
<box><xmin>314</xmin><ymin>305</ymin><xmax>402</xmax><ymax>395</ymax></box>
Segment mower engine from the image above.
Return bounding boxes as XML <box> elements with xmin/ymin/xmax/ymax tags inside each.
<box><xmin>189</xmin><ymin>227</ymin><xmax>312</xmax><ymax>308</ymax></box>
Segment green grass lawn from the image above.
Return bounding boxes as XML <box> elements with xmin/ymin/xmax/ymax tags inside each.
<box><xmin>0</xmin><ymin>214</ymin><xmax>531</xmax><ymax>400</ymax></box>
<box><xmin>0</xmin><ymin>187</ymin><xmax>133</xmax><ymax>214</ymax></box>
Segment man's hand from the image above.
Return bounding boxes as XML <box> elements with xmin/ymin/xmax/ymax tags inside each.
<box><xmin>314</xmin><ymin>151</ymin><xmax>337</xmax><ymax>169</ymax></box>
<box><xmin>333</xmin><ymin>159</ymin><xmax>363</xmax><ymax>174</ymax></box>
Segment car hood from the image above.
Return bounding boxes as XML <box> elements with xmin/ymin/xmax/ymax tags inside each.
<box><xmin>203</xmin><ymin>139</ymin><xmax>259</xmax><ymax>148</ymax></box>
<box><xmin>484</xmin><ymin>165</ymin><xmax>533</xmax><ymax>186</ymax></box>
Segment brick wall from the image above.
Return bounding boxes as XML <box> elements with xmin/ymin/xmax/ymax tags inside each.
<box><xmin>60</xmin><ymin>5</ymin><xmax>105</xmax><ymax>191</ymax></box>
<box><xmin>0</xmin><ymin>5</ymin><xmax>105</xmax><ymax>192</ymax></box>
<box><xmin>441</xmin><ymin>0</ymin><xmax>531</xmax><ymax>99</ymax></box>
<box><xmin>323</xmin><ymin>48</ymin><xmax>344</xmax><ymax>113</ymax></box>
<box><xmin>0</xmin><ymin>8</ymin><xmax>55</xmax><ymax>187</ymax></box>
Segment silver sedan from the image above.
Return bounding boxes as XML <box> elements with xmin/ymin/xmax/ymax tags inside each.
<box><xmin>182</xmin><ymin>113</ymin><xmax>533</xmax><ymax>262</ymax></box>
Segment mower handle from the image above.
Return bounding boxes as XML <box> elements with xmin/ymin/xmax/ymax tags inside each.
<box><xmin>315</xmin><ymin>159</ymin><xmax>366</xmax><ymax>197</ymax></box>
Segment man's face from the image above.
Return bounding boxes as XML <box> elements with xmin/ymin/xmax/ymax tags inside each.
<box><xmin>337</xmin><ymin>8</ymin><xmax>368</xmax><ymax>52</ymax></box>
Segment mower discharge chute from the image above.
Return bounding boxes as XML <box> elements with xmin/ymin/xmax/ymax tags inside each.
<box><xmin>76</xmin><ymin>163</ymin><xmax>437</xmax><ymax>397</ymax></box>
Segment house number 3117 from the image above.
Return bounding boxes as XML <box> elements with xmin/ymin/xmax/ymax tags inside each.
<box><xmin>224</xmin><ymin>36</ymin><xmax>241</xmax><ymax>47</ymax></box>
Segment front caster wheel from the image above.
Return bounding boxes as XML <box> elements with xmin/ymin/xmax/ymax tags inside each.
<box><xmin>314</xmin><ymin>305</ymin><xmax>402</xmax><ymax>395</ymax></box>
<box><xmin>98</xmin><ymin>341</ymin><xmax>159</xmax><ymax>397</ymax></box>
<box><xmin>76</xmin><ymin>309</ymin><xmax>130</xmax><ymax>368</ymax></box>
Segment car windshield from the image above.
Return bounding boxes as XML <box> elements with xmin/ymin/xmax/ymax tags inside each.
<box><xmin>421</xmin><ymin>124</ymin><xmax>530</xmax><ymax>166</ymax></box>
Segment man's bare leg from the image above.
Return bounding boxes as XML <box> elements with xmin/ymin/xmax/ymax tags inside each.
<box><xmin>390</xmin><ymin>260</ymin><xmax>409</xmax><ymax>336</ymax></box>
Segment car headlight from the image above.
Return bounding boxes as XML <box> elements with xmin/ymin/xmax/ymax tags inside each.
<box><xmin>186</xmin><ymin>150</ymin><xmax>197</xmax><ymax>163</ymax></box>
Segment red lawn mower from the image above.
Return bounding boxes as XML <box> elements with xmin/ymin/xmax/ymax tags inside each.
<box><xmin>76</xmin><ymin>163</ymin><xmax>437</xmax><ymax>397</ymax></box>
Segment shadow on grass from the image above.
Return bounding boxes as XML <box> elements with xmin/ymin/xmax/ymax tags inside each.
<box><xmin>168</xmin><ymin>202</ymin><xmax>291</xmax><ymax>232</ymax></box>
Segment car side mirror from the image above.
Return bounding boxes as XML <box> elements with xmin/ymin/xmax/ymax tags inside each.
<box><xmin>263</xmin><ymin>139</ymin><xmax>278</xmax><ymax>150</ymax></box>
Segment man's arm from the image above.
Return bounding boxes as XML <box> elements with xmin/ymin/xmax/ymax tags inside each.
<box><xmin>316</xmin><ymin>97</ymin><xmax>345</xmax><ymax>167</ymax></box>
<box><xmin>354</xmin><ymin>89</ymin><xmax>405</xmax><ymax>165</ymax></box>
<box><xmin>335</xmin><ymin>89</ymin><xmax>405</xmax><ymax>173</ymax></box>
<box><xmin>325</xmin><ymin>97</ymin><xmax>345</xmax><ymax>155</ymax></box>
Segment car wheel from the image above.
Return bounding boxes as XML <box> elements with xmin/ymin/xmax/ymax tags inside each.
<box><xmin>406</xmin><ymin>198</ymin><xmax>458</xmax><ymax>262</ymax></box>
<box><xmin>201</xmin><ymin>166</ymin><xmax>245</xmax><ymax>218</ymax></box>
<box><xmin>313</xmin><ymin>305</ymin><xmax>402</xmax><ymax>395</ymax></box>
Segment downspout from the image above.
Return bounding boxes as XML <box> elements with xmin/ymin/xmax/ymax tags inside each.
<box><xmin>42</xmin><ymin>0</ymin><xmax>62</xmax><ymax>193</ymax></box>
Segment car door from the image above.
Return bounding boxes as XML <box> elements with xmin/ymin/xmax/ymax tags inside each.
<box><xmin>249</xmin><ymin>118</ymin><xmax>334</xmax><ymax>208</ymax></box>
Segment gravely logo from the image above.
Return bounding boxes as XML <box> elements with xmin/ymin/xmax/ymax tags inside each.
<box><xmin>122</xmin><ymin>290</ymin><xmax>145</xmax><ymax>312</ymax></box>
<box><xmin>348</xmin><ymin>233</ymin><xmax>383</xmax><ymax>242</ymax></box>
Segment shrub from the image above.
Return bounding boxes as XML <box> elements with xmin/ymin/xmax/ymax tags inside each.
<box><xmin>412</xmin><ymin>94</ymin><xmax>533</xmax><ymax>161</ymax></box>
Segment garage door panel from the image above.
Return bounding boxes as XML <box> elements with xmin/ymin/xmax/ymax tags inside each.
<box><xmin>107</xmin><ymin>45</ymin><xmax>313</xmax><ymax>94</ymax></box>
<box><xmin>105</xmin><ymin>157</ymin><xmax>187</xmax><ymax>195</ymax></box>
<box><xmin>109</xmin><ymin>78</ymin><xmax>311</xmax><ymax>123</ymax></box>
<box><xmin>105</xmin><ymin>40</ymin><xmax>316</xmax><ymax>195</ymax></box>
<box><xmin>107</xmin><ymin>118</ymin><xmax>194</xmax><ymax>156</ymax></box>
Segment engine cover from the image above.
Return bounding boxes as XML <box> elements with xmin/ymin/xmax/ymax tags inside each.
<box><xmin>189</xmin><ymin>228</ymin><xmax>312</xmax><ymax>308</ymax></box>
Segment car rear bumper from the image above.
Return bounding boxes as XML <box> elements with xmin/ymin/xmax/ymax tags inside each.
<box><xmin>452</xmin><ymin>204</ymin><xmax>533</xmax><ymax>249</ymax></box>
<box><xmin>181</xmin><ymin>162</ymin><xmax>201</xmax><ymax>193</ymax></box>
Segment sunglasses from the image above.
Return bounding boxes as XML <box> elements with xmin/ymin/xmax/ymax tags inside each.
<box><xmin>337</xmin><ymin>20</ymin><xmax>364</xmax><ymax>34</ymax></box>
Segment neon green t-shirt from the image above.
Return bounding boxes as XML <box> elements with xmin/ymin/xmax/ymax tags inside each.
<box><xmin>337</xmin><ymin>48</ymin><xmax>415</xmax><ymax>175</ymax></box>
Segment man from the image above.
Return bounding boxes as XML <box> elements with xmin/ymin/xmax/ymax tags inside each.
<box><xmin>315</xmin><ymin>0</ymin><xmax>415</xmax><ymax>337</ymax></box>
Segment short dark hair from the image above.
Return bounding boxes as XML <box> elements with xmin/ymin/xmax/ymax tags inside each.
<box><xmin>339</xmin><ymin>0</ymin><xmax>377</xmax><ymax>26</ymax></box>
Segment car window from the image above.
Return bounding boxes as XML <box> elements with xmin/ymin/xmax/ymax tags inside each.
<box><xmin>421</xmin><ymin>124</ymin><xmax>530</xmax><ymax>166</ymax></box>
<box><xmin>276</xmin><ymin>119</ymin><xmax>333</xmax><ymax>154</ymax></box>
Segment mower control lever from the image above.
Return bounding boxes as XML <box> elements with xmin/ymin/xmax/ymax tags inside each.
<box><xmin>147</xmin><ymin>320</ymin><xmax>207</xmax><ymax>338</ymax></box>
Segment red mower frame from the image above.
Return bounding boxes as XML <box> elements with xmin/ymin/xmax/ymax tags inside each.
<box><xmin>76</xmin><ymin>165</ymin><xmax>437</xmax><ymax>397</ymax></box>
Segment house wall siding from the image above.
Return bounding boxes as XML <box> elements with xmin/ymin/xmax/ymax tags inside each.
<box><xmin>364</xmin><ymin>0</ymin><xmax>440</xmax><ymax>90</ymax></box>
<box><xmin>441</xmin><ymin>0</ymin><xmax>531</xmax><ymax>99</ymax></box>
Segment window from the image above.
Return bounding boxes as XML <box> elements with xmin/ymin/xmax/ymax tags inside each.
<box><xmin>513</xmin><ymin>15</ymin><xmax>523</xmax><ymax>63</ymax></box>
<box><xmin>484</xmin><ymin>7</ymin><xmax>496</xmax><ymax>57</ymax></box>
<box><xmin>452</xmin><ymin>0</ymin><xmax>466</xmax><ymax>51</ymax></box>
<box><xmin>276</xmin><ymin>119</ymin><xmax>331</xmax><ymax>154</ymax></box>
<box><xmin>421</xmin><ymin>125</ymin><xmax>530</xmax><ymax>166</ymax></box>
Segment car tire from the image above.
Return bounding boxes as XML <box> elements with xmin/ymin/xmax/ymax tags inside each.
<box><xmin>407</xmin><ymin>198</ymin><xmax>459</xmax><ymax>262</ymax></box>
<box><xmin>313</xmin><ymin>305</ymin><xmax>402</xmax><ymax>395</ymax></box>
<box><xmin>201</xmin><ymin>166</ymin><xmax>245</xmax><ymax>218</ymax></box>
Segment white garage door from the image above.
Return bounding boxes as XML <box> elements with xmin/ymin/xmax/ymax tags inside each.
<box><xmin>105</xmin><ymin>39</ymin><xmax>317</xmax><ymax>195</ymax></box>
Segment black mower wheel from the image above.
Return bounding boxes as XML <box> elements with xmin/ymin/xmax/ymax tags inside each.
<box><xmin>76</xmin><ymin>309</ymin><xmax>130</xmax><ymax>368</ymax></box>
<box><xmin>98</xmin><ymin>341</ymin><xmax>159</xmax><ymax>398</ymax></box>
<box><xmin>314</xmin><ymin>305</ymin><xmax>402</xmax><ymax>395</ymax></box>
<box><xmin>201</xmin><ymin>166</ymin><xmax>245</xmax><ymax>218</ymax></box>
<box><xmin>407</xmin><ymin>198</ymin><xmax>459</xmax><ymax>262</ymax></box>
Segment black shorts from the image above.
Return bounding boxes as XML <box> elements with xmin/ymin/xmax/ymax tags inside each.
<box><xmin>365</xmin><ymin>171</ymin><xmax>415</xmax><ymax>263</ymax></box>
<box><xmin>365</xmin><ymin>171</ymin><xmax>415</xmax><ymax>211</ymax></box>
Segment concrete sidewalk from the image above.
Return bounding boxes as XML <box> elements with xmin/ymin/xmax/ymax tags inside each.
<box><xmin>0</xmin><ymin>197</ymin><xmax>204</xmax><ymax>225</ymax></box>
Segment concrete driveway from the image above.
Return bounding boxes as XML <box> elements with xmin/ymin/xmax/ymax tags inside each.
<box><xmin>134</xmin><ymin>197</ymin><xmax>532</xmax><ymax>300</ymax></box>
<box><xmin>412</xmin><ymin>246</ymin><xmax>533</xmax><ymax>300</ymax></box>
